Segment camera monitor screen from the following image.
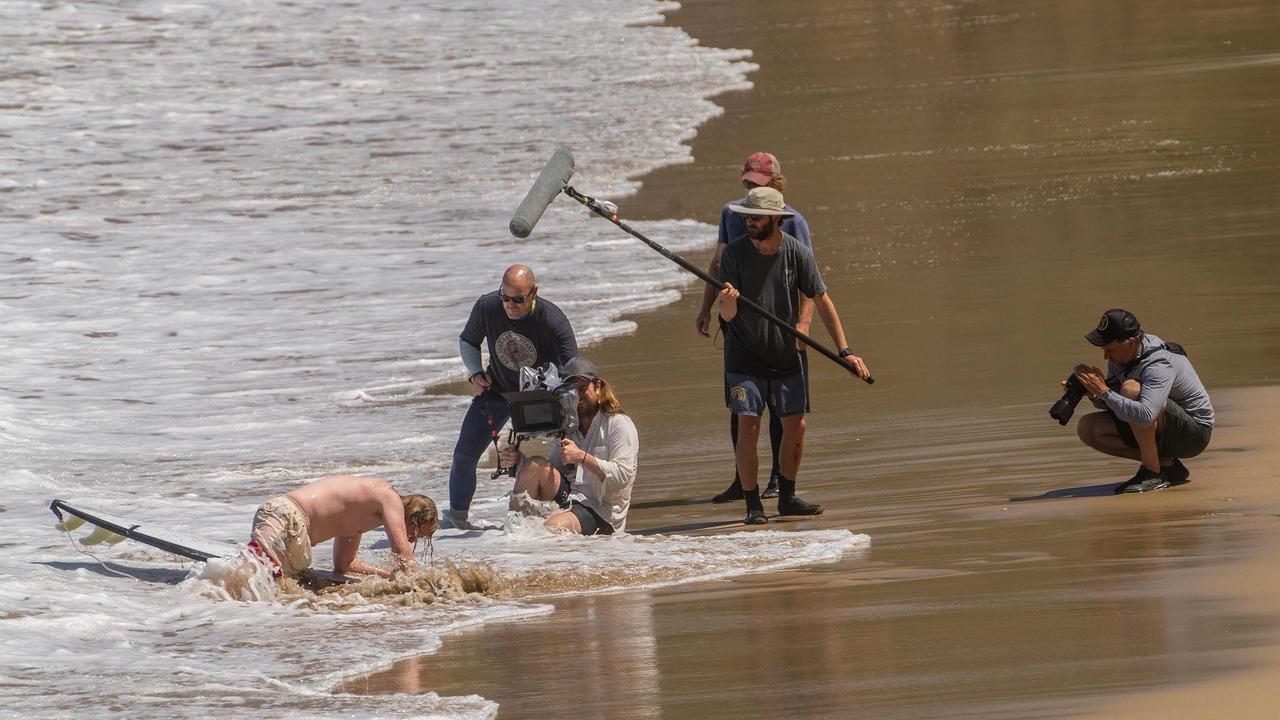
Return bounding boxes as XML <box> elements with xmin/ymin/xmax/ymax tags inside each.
<box><xmin>501</xmin><ymin>390</ymin><xmax>564</xmax><ymax>434</ymax></box>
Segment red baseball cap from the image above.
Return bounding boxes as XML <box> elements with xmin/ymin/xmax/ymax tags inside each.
<box><xmin>741</xmin><ymin>152</ymin><xmax>780</xmax><ymax>186</ymax></box>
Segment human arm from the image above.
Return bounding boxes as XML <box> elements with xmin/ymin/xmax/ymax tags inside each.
<box><xmin>717</xmin><ymin>283</ymin><xmax>741</xmax><ymax>323</ymax></box>
<box><xmin>795</xmin><ymin>295</ymin><xmax>814</xmax><ymax>349</ymax></box>
<box><xmin>499</xmin><ymin>441</ymin><xmax>522</xmax><ymax>470</ymax></box>
<box><xmin>716</xmin><ymin>245</ymin><xmax>742</xmax><ymax>323</ymax></box>
<box><xmin>332</xmin><ymin>535</ymin><xmax>395</xmax><ymax>579</ymax></box>
<box><xmin>813</xmin><ymin>291</ymin><xmax>871</xmax><ymax>380</ymax></box>
<box><xmin>792</xmin><ymin>217</ymin><xmax>815</xmax><ymax>347</ymax></box>
<box><xmin>560</xmin><ymin>417</ymin><xmax>638</xmax><ymax>491</ymax></box>
<box><xmin>696</xmin><ymin>243</ymin><xmax>727</xmax><ymax>337</ymax></box>
<box><xmin>460</xmin><ymin>338</ymin><xmax>491</xmax><ymax>395</ymax></box>
<box><xmin>1075</xmin><ymin>360</ymin><xmax>1173</xmax><ymax>427</ymax></box>
<box><xmin>460</xmin><ymin>298</ymin><xmax>491</xmax><ymax>394</ymax></box>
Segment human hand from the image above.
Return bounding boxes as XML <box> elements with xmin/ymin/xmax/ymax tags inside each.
<box><xmin>695</xmin><ymin>309</ymin><xmax>712</xmax><ymax>337</ymax></box>
<box><xmin>842</xmin><ymin>353</ymin><xmax>870</xmax><ymax>381</ymax></box>
<box><xmin>469</xmin><ymin>371</ymin><xmax>491</xmax><ymax>396</ymax></box>
<box><xmin>1072</xmin><ymin>364</ymin><xmax>1109</xmax><ymax>398</ymax></box>
<box><xmin>392</xmin><ymin>555</ymin><xmax>421</xmax><ymax>577</ymax></box>
<box><xmin>560</xmin><ymin>438</ymin><xmax>586</xmax><ymax>465</ymax></box>
<box><xmin>498</xmin><ymin>443</ymin><xmax>521</xmax><ymax>467</ymax></box>
<box><xmin>795</xmin><ymin>323</ymin><xmax>811</xmax><ymax>350</ymax></box>
<box><xmin>718</xmin><ymin>283</ymin><xmax>740</xmax><ymax>320</ymax></box>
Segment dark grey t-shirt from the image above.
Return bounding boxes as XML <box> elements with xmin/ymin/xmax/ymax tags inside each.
<box><xmin>718</xmin><ymin>232</ymin><xmax>825</xmax><ymax>377</ymax></box>
<box><xmin>459</xmin><ymin>292</ymin><xmax>578</xmax><ymax>394</ymax></box>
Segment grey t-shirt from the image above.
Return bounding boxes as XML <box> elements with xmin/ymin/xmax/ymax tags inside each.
<box><xmin>1101</xmin><ymin>333</ymin><xmax>1214</xmax><ymax>428</ymax></box>
<box><xmin>718</xmin><ymin>232</ymin><xmax>825</xmax><ymax>377</ymax></box>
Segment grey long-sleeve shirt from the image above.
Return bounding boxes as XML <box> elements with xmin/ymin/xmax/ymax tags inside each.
<box><xmin>1097</xmin><ymin>333</ymin><xmax>1214</xmax><ymax>428</ymax></box>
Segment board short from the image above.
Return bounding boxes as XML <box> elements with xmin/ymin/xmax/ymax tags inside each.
<box><xmin>725</xmin><ymin>370</ymin><xmax>807</xmax><ymax>417</ymax></box>
<box><xmin>1111</xmin><ymin>400</ymin><xmax>1212</xmax><ymax>459</ymax></box>
<box><xmin>569</xmin><ymin>500</ymin><xmax>615</xmax><ymax>536</ymax></box>
<box><xmin>250</xmin><ymin>495</ymin><xmax>312</xmax><ymax>577</ymax></box>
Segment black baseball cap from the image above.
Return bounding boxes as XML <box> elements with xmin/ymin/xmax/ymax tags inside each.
<box><xmin>560</xmin><ymin>356</ymin><xmax>598</xmax><ymax>382</ymax></box>
<box><xmin>1085</xmin><ymin>308</ymin><xmax>1141</xmax><ymax>346</ymax></box>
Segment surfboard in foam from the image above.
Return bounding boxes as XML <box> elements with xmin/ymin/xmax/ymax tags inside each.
<box><xmin>49</xmin><ymin>498</ymin><xmax>355</xmax><ymax>585</ymax></box>
<box><xmin>50</xmin><ymin>498</ymin><xmax>239</xmax><ymax>561</ymax></box>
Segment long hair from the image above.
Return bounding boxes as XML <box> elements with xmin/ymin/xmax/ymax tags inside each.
<box><xmin>590</xmin><ymin>377</ymin><xmax>624</xmax><ymax>415</ymax></box>
<box><xmin>401</xmin><ymin>494</ymin><xmax>439</xmax><ymax>537</ymax></box>
<box><xmin>768</xmin><ymin>174</ymin><xmax>786</xmax><ymax>192</ymax></box>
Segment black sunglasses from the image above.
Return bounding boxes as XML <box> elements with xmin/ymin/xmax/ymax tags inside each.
<box><xmin>499</xmin><ymin>288</ymin><xmax>533</xmax><ymax>304</ymax></box>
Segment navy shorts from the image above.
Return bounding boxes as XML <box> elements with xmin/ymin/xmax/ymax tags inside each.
<box><xmin>725</xmin><ymin>370</ymin><xmax>808</xmax><ymax>417</ymax></box>
<box><xmin>1111</xmin><ymin>401</ymin><xmax>1212</xmax><ymax>459</ymax></box>
<box><xmin>568</xmin><ymin>501</ymin><xmax>614</xmax><ymax>536</ymax></box>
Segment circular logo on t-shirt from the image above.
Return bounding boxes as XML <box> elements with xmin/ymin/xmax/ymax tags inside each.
<box><xmin>495</xmin><ymin>331</ymin><xmax>538</xmax><ymax>371</ymax></box>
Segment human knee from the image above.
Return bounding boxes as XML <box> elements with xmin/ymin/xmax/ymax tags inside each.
<box><xmin>545</xmin><ymin>511</ymin><xmax>580</xmax><ymax>534</ymax></box>
<box><xmin>1119</xmin><ymin>379</ymin><xmax>1141</xmax><ymax>401</ymax></box>
<box><xmin>515</xmin><ymin>455</ymin><xmax>553</xmax><ymax>486</ymax></box>
<box><xmin>1077</xmin><ymin>413</ymin><xmax>1103</xmax><ymax>446</ymax></box>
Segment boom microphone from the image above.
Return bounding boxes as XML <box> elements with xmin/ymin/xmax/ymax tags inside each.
<box><xmin>508</xmin><ymin>148</ymin><xmax>575</xmax><ymax>238</ymax></box>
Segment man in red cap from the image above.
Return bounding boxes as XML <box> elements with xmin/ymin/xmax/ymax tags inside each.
<box><xmin>695</xmin><ymin>152</ymin><xmax>814</xmax><ymax>504</ymax></box>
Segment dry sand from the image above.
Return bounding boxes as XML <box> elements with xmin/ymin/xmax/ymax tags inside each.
<box><xmin>349</xmin><ymin>0</ymin><xmax>1280</xmax><ymax>716</ymax></box>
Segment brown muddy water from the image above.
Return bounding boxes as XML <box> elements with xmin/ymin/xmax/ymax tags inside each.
<box><xmin>348</xmin><ymin>1</ymin><xmax>1280</xmax><ymax>717</ymax></box>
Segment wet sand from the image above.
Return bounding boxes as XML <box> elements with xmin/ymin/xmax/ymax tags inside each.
<box><xmin>348</xmin><ymin>0</ymin><xmax>1280</xmax><ymax>716</ymax></box>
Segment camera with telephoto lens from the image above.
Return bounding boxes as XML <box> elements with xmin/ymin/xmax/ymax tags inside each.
<box><xmin>1049</xmin><ymin>374</ymin><xmax>1087</xmax><ymax>425</ymax></box>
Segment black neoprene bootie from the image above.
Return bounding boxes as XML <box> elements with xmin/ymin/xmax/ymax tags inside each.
<box><xmin>1114</xmin><ymin>466</ymin><xmax>1170</xmax><ymax>494</ymax></box>
<box><xmin>1163</xmin><ymin>458</ymin><xmax>1191</xmax><ymax>485</ymax></box>
<box><xmin>776</xmin><ymin>477</ymin><xmax>824</xmax><ymax>516</ymax></box>
<box><xmin>743</xmin><ymin>487</ymin><xmax>768</xmax><ymax>525</ymax></box>
<box><xmin>713</xmin><ymin>477</ymin><xmax>745</xmax><ymax>504</ymax></box>
<box><xmin>762</xmin><ymin>474</ymin><xmax>780</xmax><ymax>499</ymax></box>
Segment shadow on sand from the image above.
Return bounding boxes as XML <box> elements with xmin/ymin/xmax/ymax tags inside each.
<box><xmin>1009</xmin><ymin>482</ymin><xmax>1120</xmax><ymax>501</ymax></box>
<box><xmin>630</xmin><ymin>497</ymin><xmax>716</xmax><ymax>510</ymax></box>
<box><xmin>630</xmin><ymin>519</ymin><xmax>747</xmax><ymax>535</ymax></box>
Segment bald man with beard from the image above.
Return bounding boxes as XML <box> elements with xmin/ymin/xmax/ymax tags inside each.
<box><xmin>445</xmin><ymin>264</ymin><xmax>579</xmax><ymax>529</ymax></box>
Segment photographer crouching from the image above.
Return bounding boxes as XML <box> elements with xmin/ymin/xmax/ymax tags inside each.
<box><xmin>501</xmin><ymin>356</ymin><xmax>639</xmax><ymax>535</ymax></box>
<box><xmin>1057</xmin><ymin>309</ymin><xmax>1214</xmax><ymax>493</ymax></box>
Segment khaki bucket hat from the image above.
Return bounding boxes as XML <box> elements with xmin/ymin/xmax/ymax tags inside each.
<box><xmin>727</xmin><ymin>186</ymin><xmax>794</xmax><ymax>217</ymax></box>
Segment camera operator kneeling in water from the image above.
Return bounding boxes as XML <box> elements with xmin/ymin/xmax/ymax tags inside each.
<box><xmin>1065</xmin><ymin>309</ymin><xmax>1214</xmax><ymax>493</ymax></box>
<box><xmin>501</xmin><ymin>357</ymin><xmax>639</xmax><ymax>535</ymax></box>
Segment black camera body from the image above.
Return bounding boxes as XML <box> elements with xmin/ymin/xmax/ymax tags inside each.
<box><xmin>494</xmin><ymin>364</ymin><xmax>580</xmax><ymax>495</ymax></box>
<box><xmin>1049</xmin><ymin>374</ymin><xmax>1087</xmax><ymax>425</ymax></box>
<box><xmin>502</xmin><ymin>388</ymin><xmax>578</xmax><ymax>438</ymax></box>
<box><xmin>501</xmin><ymin>364</ymin><xmax>580</xmax><ymax>439</ymax></box>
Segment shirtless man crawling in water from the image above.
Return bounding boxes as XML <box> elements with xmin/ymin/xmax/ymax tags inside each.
<box><xmin>249</xmin><ymin>475</ymin><xmax>438</xmax><ymax>580</ymax></box>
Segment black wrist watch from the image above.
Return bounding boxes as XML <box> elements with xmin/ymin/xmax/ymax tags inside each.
<box><xmin>838</xmin><ymin>347</ymin><xmax>855</xmax><ymax>358</ymax></box>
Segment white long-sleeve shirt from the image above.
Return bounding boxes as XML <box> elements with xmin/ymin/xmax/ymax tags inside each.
<box><xmin>548</xmin><ymin>411</ymin><xmax>639</xmax><ymax>532</ymax></box>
